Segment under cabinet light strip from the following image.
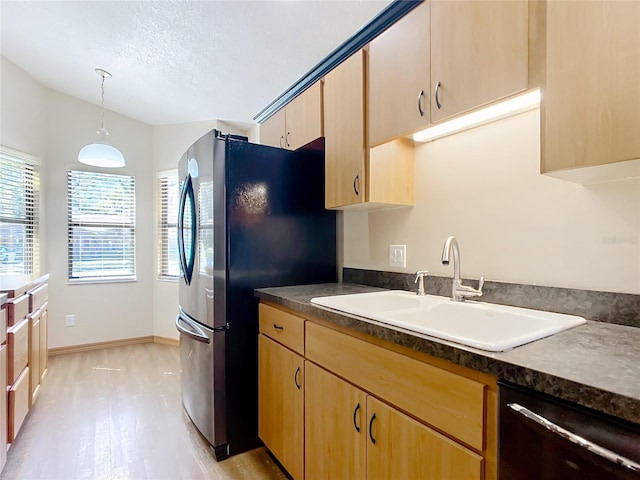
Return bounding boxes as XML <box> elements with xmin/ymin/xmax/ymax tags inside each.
<box><xmin>413</xmin><ymin>89</ymin><xmax>541</xmax><ymax>143</ymax></box>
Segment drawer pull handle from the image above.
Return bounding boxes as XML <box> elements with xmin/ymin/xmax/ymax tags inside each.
<box><xmin>508</xmin><ymin>403</ymin><xmax>640</xmax><ymax>473</ymax></box>
<box><xmin>369</xmin><ymin>413</ymin><xmax>376</xmax><ymax>444</ymax></box>
<box><xmin>417</xmin><ymin>90</ymin><xmax>425</xmax><ymax>117</ymax></box>
<box><xmin>294</xmin><ymin>366</ymin><xmax>301</xmax><ymax>390</ymax></box>
<box><xmin>434</xmin><ymin>81</ymin><xmax>442</xmax><ymax>109</ymax></box>
<box><xmin>273</xmin><ymin>323</ymin><xmax>284</xmax><ymax>331</ymax></box>
<box><xmin>353</xmin><ymin>403</ymin><xmax>361</xmax><ymax>433</ymax></box>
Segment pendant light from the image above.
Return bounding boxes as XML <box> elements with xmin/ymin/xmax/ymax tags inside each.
<box><xmin>78</xmin><ymin>68</ymin><xmax>126</xmax><ymax>168</ymax></box>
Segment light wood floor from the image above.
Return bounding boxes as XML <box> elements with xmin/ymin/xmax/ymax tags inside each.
<box><xmin>0</xmin><ymin>343</ymin><xmax>288</xmax><ymax>480</ymax></box>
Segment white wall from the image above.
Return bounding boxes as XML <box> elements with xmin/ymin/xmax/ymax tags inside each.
<box><xmin>0</xmin><ymin>57</ymin><xmax>48</xmax><ymax>270</ymax></box>
<box><xmin>344</xmin><ymin>109</ymin><xmax>640</xmax><ymax>295</ymax></box>
<box><xmin>151</xmin><ymin>120</ymin><xmax>250</xmax><ymax>340</ymax></box>
<box><xmin>44</xmin><ymin>90</ymin><xmax>155</xmax><ymax>348</ymax></box>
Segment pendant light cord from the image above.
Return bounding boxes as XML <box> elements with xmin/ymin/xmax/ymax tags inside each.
<box><xmin>100</xmin><ymin>74</ymin><xmax>106</xmax><ymax>130</ymax></box>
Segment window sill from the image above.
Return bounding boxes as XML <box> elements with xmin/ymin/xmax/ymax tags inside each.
<box><xmin>67</xmin><ymin>277</ymin><xmax>137</xmax><ymax>285</ymax></box>
<box><xmin>157</xmin><ymin>277</ymin><xmax>179</xmax><ymax>283</ymax></box>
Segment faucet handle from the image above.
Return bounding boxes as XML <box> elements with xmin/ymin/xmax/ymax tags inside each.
<box><xmin>414</xmin><ymin>270</ymin><xmax>428</xmax><ymax>296</ymax></box>
<box><xmin>414</xmin><ymin>270</ymin><xmax>429</xmax><ymax>283</ymax></box>
<box><xmin>478</xmin><ymin>274</ymin><xmax>485</xmax><ymax>292</ymax></box>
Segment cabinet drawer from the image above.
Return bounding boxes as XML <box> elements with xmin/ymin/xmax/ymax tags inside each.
<box><xmin>7</xmin><ymin>294</ymin><xmax>29</xmax><ymax>327</ymax></box>
<box><xmin>0</xmin><ymin>308</ymin><xmax>6</xmax><ymax>345</ymax></box>
<box><xmin>259</xmin><ymin>304</ymin><xmax>305</xmax><ymax>355</ymax></box>
<box><xmin>8</xmin><ymin>366</ymin><xmax>29</xmax><ymax>443</ymax></box>
<box><xmin>306</xmin><ymin>322</ymin><xmax>486</xmax><ymax>450</ymax></box>
<box><xmin>29</xmin><ymin>283</ymin><xmax>48</xmax><ymax>313</ymax></box>
<box><xmin>8</xmin><ymin>318</ymin><xmax>29</xmax><ymax>385</ymax></box>
<box><xmin>29</xmin><ymin>314</ymin><xmax>41</xmax><ymax>407</ymax></box>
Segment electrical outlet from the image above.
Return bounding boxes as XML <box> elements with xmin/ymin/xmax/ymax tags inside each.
<box><xmin>389</xmin><ymin>245</ymin><xmax>406</xmax><ymax>268</ymax></box>
<box><xmin>65</xmin><ymin>314</ymin><xmax>75</xmax><ymax>327</ymax></box>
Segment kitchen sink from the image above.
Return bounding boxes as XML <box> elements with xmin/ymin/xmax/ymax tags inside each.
<box><xmin>310</xmin><ymin>291</ymin><xmax>586</xmax><ymax>352</ymax></box>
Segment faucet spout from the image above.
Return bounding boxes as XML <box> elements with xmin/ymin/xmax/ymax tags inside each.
<box><xmin>441</xmin><ymin>236</ymin><xmax>483</xmax><ymax>302</ymax></box>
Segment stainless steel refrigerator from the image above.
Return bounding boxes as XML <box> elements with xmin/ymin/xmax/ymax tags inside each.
<box><xmin>175</xmin><ymin>130</ymin><xmax>336</xmax><ymax>460</ymax></box>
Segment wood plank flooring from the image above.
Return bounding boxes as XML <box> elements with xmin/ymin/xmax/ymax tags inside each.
<box><xmin>0</xmin><ymin>343</ymin><xmax>288</xmax><ymax>480</ymax></box>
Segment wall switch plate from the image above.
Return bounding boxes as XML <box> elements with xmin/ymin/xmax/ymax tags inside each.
<box><xmin>389</xmin><ymin>245</ymin><xmax>406</xmax><ymax>268</ymax></box>
<box><xmin>65</xmin><ymin>314</ymin><xmax>75</xmax><ymax>327</ymax></box>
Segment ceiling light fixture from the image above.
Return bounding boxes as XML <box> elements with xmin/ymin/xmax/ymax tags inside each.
<box><xmin>78</xmin><ymin>68</ymin><xmax>126</xmax><ymax>168</ymax></box>
<box><xmin>413</xmin><ymin>89</ymin><xmax>541</xmax><ymax>143</ymax></box>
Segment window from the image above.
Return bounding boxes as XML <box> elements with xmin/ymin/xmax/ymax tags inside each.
<box><xmin>0</xmin><ymin>146</ymin><xmax>40</xmax><ymax>275</ymax></box>
<box><xmin>157</xmin><ymin>170</ymin><xmax>179</xmax><ymax>279</ymax></box>
<box><xmin>67</xmin><ymin>170</ymin><xmax>136</xmax><ymax>282</ymax></box>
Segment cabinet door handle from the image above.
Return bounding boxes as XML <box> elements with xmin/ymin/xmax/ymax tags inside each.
<box><xmin>294</xmin><ymin>366</ymin><xmax>301</xmax><ymax>390</ymax></box>
<box><xmin>353</xmin><ymin>175</ymin><xmax>359</xmax><ymax>196</ymax></box>
<box><xmin>417</xmin><ymin>90</ymin><xmax>425</xmax><ymax>117</ymax></box>
<box><xmin>368</xmin><ymin>413</ymin><xmax>376</xmax><ymax>444</ymax></box>
<box><xmin>434</xmin><ymin>81</ymin><xmax>442</xmax><ymax>110</ymax></box>
<box><xmin>353</xmin><ymin>403</ymin><xmax>361</xmax><ymax>433</ymax></box>
<box><xmin>508</xmin><ymin>403</ymin><xmax>640</xmax><ymax>472</ymax></box>
<box><xmin>273</xmin><ymin>323</ymin><xmax>284</xmax><ymax>331</ymax></box>
<box><xmin>279</xmin><ymin>135</ymin><xmax>285</xmax><ymax>149</ymax></box>
<box><xmin>286</xmin><ymin>131</ymin><xmax>291</xmax><ymax>148</ymax></box>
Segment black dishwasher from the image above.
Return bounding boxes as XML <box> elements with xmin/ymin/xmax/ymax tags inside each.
<box><xmin>498</xmin><ymin>381</ymin><xmax>640</xmax><ymax>479</ymax></box>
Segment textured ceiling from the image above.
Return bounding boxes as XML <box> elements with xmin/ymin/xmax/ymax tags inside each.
<box><xmin>0</xmin><ymin>0</ymin><xmax>391</xmax><ymax>127</ymax></box>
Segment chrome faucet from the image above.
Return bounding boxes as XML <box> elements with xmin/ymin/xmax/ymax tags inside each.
<box><xmin>414</xmin><ymin>270</ymin><xmax>429</xmax><ymax>296</ymax></box>
<box><xmin>441</xmin><ymin>236</ymin><xmax>484</xmax><ymax>302</ymax></box>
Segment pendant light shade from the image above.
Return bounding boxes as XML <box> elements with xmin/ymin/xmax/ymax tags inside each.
<box><xmin>78</xmin><ymin>69</ymin><xmax>126</xmax><ymax>168</ymax></box>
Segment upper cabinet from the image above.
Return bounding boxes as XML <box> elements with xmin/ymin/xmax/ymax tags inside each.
<box><xmin>430</xmin><ymin>1</ymin><xmax>529</xmax><ymax>123</ymax></box>
<box><xmin>368</xmin><ymin>1</ymin><xmax>430</xmax><ymax>148</ymax></box>
<box><xmin>541</xmin><ymin>1</ymin><xmax>640</xmax><ymax>184</ymax></box>
<box><xmin>324</xmin><ymin>50</ymin><xmax>414</xmax><ymax>210</ymax></box>
<box><xmin>259</xmin><ymin>82</ymin><xmax>323</xmax><ymax>150</ymax></box>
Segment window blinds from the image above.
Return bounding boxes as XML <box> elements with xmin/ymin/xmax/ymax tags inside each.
<box><xmin>67</xmin><ymin>170</ymin><xmax>136</xmax><ymax>281</ymax></box>
<box><xmin>157</xmin><ymin>170</ymin><xmax>179</xmax><ymax>279</ymax></box>
<box><xmin>0</xmin><ymin>147</ymin><xmax>40</xmax><ymax>276</ymax></box>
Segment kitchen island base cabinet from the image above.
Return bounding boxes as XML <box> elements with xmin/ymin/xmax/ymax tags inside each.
<box><xmin>258</xmin><ymin>334</ymin><xmax>304</xmax><ymax>480</ymax></box>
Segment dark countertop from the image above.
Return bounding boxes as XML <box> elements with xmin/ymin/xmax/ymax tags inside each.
<box><xmin>0</xmin><ymin>273</ymin><xmax>50</xmax><ymax>298</ymax></box>
<box><xmin>255</xmin><ymin>283</ymin><xmax>640</xmax><ymax>425</ymax></box>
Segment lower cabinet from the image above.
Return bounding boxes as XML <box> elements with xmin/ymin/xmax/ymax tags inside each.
<box><xmin>366</xmin><ymin>396</ymin><xmax>482</xmax><ymax>480</ymax></box>
<box><xmin>305</xmin><ymin>362</ymin><xmax>367</xmax><ymax>480</ymax></box>
<box><xmin>258</xmin><ymin>334</ymin><xmax>304</xmax><ymax>480</ymax></box>
<box><xmin>28</xmin><ymin>310</ymin><xmax>41</xmax><ymax>407</ymax></box>
<box><xmin>305</xmin><ymin>362</ymin><xmax>482</xmax><ymax>480</ymax></box>
<box><xmin>259</xmin><ymin>303</ymin><xmax>496</xmax><ymax>480</ymax></box>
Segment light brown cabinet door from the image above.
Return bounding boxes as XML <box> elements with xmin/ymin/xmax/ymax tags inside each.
<box><xmin>369</xmin><ymin>0</ymin><xmax>430</xmax><ymax>147</ymax></box>
<box><xmin>324</xmin><ymin>50</ymin><xmax>367</xmax><ymax>209</ymax></box>
<box><xmin>29</xmin><ymin>313</ymin><xmax>40</xmax><ymax>406</ymax></box>
<box><xmin>286</xmin><ymin>82</ymin><xmax>323</xmax><ymax>150</ymax></box>
<box><xmin>430</xmin><ymin>0</ymin><xmax>528</xmax><ymax>123</ymax></box>
<box><xmin>260</xmin><ymin>108</ymin><xmax>286</xmax><ymax>148</ymax></box>
<box><xmin>258</xmin><ymin>334</ymin><xmax>304</xmax><ymax>480</ymax></box>
<box><xmin>40</xmin><ymin>307</ymin><xmax>48</xmax><ymax>379</ymax></box>
<box><xmin>542</xmin><ymin>1</ymin><xmax>640</xmax><ymax>173</ymax></box>
<box><xmin>366</xmin><ymin>396</ymin><xmax>483</xmax><ymax>480</ymax></box>
<box><xmin>305</xmin><ymin>362</ymin><xmax>366</xmax><ymax>480</ymax></box>
<box><xmin>0</xmin><ymin>344</ymin><xmax>7</xmax><ymax>470</ymax></box>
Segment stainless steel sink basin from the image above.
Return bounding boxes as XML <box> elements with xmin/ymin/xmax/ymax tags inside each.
<box><xmin>310</xmin><ymin>290</ymin><xmax>586</xmax><ymax>352</ymax></box>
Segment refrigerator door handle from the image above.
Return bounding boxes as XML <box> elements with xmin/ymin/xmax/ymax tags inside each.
<box><xmin>175</xmin><ymin>313</ymin><xmax>211</xmax><ymax>344</ymax></box>
<box><xmin>177</xmin><ymin>174</ymin><xmax>196</xmax><ymax>285</ymax></box>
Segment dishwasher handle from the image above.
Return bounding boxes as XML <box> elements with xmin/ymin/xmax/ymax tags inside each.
<box><xmin>175</xmin><ymin>314</ymin><xmax>211</xmax><ymax>344</ymax></box>
<box><xmin>508</xmin><ymin>403</ymin><xmax>640</xmax><ymax>473</ymax></box>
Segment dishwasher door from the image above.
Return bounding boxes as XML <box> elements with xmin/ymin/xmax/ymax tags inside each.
<box><xmin>498</xmin><ymin>381</ymin><xmax>640</xmax><ymax>480</ymax></box>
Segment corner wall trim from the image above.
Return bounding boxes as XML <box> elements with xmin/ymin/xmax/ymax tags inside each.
<box><xmin>253</xmin><ymin>0</ymin><xmax>422</xmax><ymax>123</ymax></box>
<box><xmin>49</xmin><ymin>336</ymin><xmax>155</xmax><ymax>356</ymax></box>
<box><xmin>153</xmin><ymin>336</ymin><xmax>180</xmax><ymax>347</ymax></box>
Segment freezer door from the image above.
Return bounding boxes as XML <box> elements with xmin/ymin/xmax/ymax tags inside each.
<box><xmin>176</xmin><ymin>312</ymin><xmax>227</xmax><ymax>457</ymax></box>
